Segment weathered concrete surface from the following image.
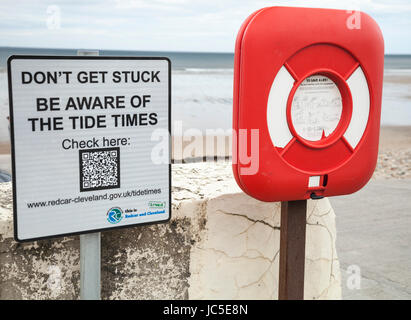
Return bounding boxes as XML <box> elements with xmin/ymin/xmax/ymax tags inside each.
<box><xmin>188</xmin><ymin>194</ymin><xmax>341</xmax><ymax>299</ymax></box>
<box><xmin>0</xmin><ymin>182</ymin><xmax>193</xmax><ymax>300</ymax></box>
<box><xmin>330</xmin><ymin>179</ymin><xmax>411</xmax><ymax>300</ymax></box>
<box><xmin>0</xmin><ymin>162</ymin><xmax>341</xmax><ymax>299</ymax></box>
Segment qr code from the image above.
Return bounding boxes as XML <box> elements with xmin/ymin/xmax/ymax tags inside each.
<box><xmin>79</xmin><ymin>147</ymin><xmax>120</xmax><ymax>192</ymax></box>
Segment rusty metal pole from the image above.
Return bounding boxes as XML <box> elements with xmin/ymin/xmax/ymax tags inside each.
<box><xmin>278</xmin><ymin>200</ymin><xmax>307</xmax><ymax>300</ymax></box>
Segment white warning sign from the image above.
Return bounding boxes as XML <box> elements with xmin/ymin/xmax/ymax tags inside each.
<box><xmin>8</xmin><ymin>56</ymin><xmax>171</xmax><ymax>241</ymax></box>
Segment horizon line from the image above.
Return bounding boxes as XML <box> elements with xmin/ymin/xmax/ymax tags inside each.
<box><xmin>1</xmin><ymin>45</ymin><xmax>410</xmax><ymax>56</ymax></box>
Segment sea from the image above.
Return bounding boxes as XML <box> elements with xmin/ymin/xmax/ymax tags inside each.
<box><xmin>0</xmin><ymin>46</ymin><xmax>410</xmax><ymax>142</ymax></box>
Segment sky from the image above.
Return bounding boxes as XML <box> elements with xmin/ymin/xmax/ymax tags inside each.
<box><xmin>0</xmin><ymin>0</ymin><xmax>410</xmax><ymax>54</ymax></box>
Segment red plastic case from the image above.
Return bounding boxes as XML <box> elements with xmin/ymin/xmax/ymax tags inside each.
<box><xmin>232</xmin><ymin>7</ymin><xmax>384</xmax><ymax>201</ymax></box>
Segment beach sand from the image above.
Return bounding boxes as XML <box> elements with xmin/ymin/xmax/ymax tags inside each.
<box><xmin>0</xmin><ymin>125</ymin><xmax>410</xmax><ymax>179</ymax></box>
<box><xmin>379</xmin><ymin>125</ymin><xmax>411</xmax><ymax>150</ymax></box>
<box><xmin>0</xmin><ymin>142</ymin><xmax>9</xmax><ymax>154</ymax></box>
<box><xmin>172</xmin><ymin>125</ymin><xmax>411</xmax><ymax>179</ymax></box>
<box><xmin>384</xmin><ymin>72</ymin><xmax>411</xmax><ymax>86</ymax></box>
<box><xmin>375</xmin><ymin>126</ymin><xmax>411</xmax><ymax>179</ymax></box>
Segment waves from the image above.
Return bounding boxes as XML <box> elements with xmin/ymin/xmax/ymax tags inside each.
<box><xmin>385</xmin><ymin>68</ymin><xmax>411</xmax><ymax>75</ymax></box>
<box><xmin>176</xmin><ymin>96</ymin><xmax>232</xmax><ymax>105</ymax></box>
<box><xmin>173</xmin><ymin>67</ymin><xmax>233</xmax><ymax>75</ymax></box>
<box><xmin>0</xmin><ymin>50</ymin><xmax>410</xmax><ymax>144</ymax></box>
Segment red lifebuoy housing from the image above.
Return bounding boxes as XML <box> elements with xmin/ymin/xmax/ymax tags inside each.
<box><xmin>233</xmin><ymin>7</ymin><xmax>384</xmax><ymax>201</ymax></box>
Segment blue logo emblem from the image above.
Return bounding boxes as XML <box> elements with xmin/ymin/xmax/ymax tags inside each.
<box><xmin>107</xmin><ymin>207</ymin><xmax>123</xmax><ymax>224</ymax></box>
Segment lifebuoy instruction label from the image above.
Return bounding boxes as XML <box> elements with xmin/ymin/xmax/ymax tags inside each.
<box><xmin>291</xmin><ymin>75</ymin><xmax>343</xmax><ymax>141</ymax></box>
<box><xmin>8</xmin><ymin>56</ymin><xmax>171</xmax><ymax>241</ymax></box>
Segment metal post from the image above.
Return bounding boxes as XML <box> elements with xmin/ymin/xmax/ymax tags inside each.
<box><xmin>78</xmin><ymin>49</ymin><xmax>101</xmax><ymax>300</ymax></box>
<box><xmin>278</xmin><ymin>200</ymin><xmax>307</xmax><ymax>300</ymax></box>
<box><xmin>80</xmin><ymin>232</ymin><xmax>101</xmax><ymax>300</ymax></box>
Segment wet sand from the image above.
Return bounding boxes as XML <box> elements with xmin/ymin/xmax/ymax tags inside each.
<box><xmin>375</xmin><ymin>126</ymin><xmax>411</xmax><ymax>179</ymax></box>
<box><xmin>384</xmin><ymin>72</ymin><xmax>411</xmax><ymax>86</ymax></box>
<box><xmin>0</xmin><ymin>142</ymin><xmax>9</xmax><ymax>154</ymax></box>
<box><xmin>379</xmin><ymin>125</ymin><xmax>411</xmax><ymax>150</ymax></box>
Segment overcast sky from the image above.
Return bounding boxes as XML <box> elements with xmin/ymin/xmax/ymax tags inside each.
<box><xmin>0</xmin><ymin>0</ymin><xmax>410</xmax><ymax>54</ymax></box>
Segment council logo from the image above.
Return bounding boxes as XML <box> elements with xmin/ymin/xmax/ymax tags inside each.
<box><xmin>149</xmin><ymin>201</ymin><xmax>166</xmax><ymax>209</ymax></box>
<box><xmin>107</xmin><ymin>207</ymin><xmax>123</xmax><ymax>224</ymax></box>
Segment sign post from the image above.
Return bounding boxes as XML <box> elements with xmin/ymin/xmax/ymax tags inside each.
<box><xmin>77</xmin><ymin>50</ymin><xmax>101</xmax><ymax>300</ymax></box>
<box><xmin>80</xmin><ymin>231</ymin><xmax>101</xmax><ymax>299</ymax></box>
<box><xmin>278</xmin><ymin>200</ymin><xmax>307</xmax><ymax>300</ymax></box>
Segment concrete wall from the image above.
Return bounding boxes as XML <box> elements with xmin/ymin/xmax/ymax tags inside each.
<box><xmin>0</xmin><ymin>162</ymin><xmax>341</xmax><ymax>299</ymax></box>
